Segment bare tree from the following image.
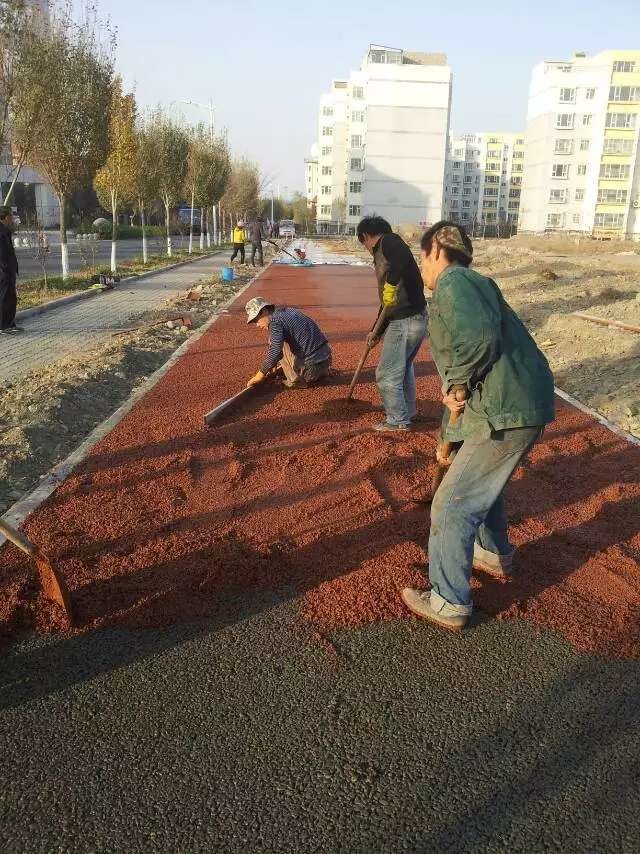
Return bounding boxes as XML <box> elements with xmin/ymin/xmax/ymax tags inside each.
<box><xmin>94</xmin><ymin>77</ymin><xmax>137</xmax><ymax>272</ymax></box>
<box><xmin>143</xmin><ymin>109</ymin><xmax>188</xmax><ymax>257</ymax></box>
<box><xmin>184</xmin><ymin>123</ymin><xmax>210</xmax><ymax>255</ymax></box>
<box><xmin>221</xmin><ymin>158</ymin><xmax>260</xmax><ymax>224</ymax></box>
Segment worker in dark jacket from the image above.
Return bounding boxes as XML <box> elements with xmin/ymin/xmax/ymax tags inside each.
<box><xmin>249</xmin><ymin>219</ymin><xmax>264</xmax><ymax>267</ymax></box>
<box><xmin>357</xmin><ymin>216</ymin><xmax>427</xmax><ymax>432</ymax></box>
<box><xmin>401</xmin><ymin>221</ymin><xmax>555</xmax><ymax>632</ymax></box>
<box><xmin>0</xmin><ymin>206</ymin><xmax>21</xmax><ymax>335</ymax></box>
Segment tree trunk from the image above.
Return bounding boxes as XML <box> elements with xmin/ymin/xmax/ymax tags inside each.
<box><xmin>188</xmin><ymin>187</ymin><xmax>195</xmax><ymax>254</ymax></box>
<box><xmin>200</xmin><ymin>207</ymin><xmax>205</xmax><ymax>250</ymax></box>
<box><xmin>165</xmin><ymin>198</ymin><xmax>172</xmax><ymax>257</ymax></box>
<box><xmin>206</xmin><ymin>209</ymin><xmax>211</xmax><ymax>248</ymax></box>
<box><xmin>141</xmin><ymin>205</ymin><xmax>148</xmax><ymax>264</ymax></box>
<box><xmin>58</xmin><ymin>193</ymin><xmax>69</xmax><ymax>280</ymax></box>
<box><xmin>111</xmin><ymin>191</ymin><xmax>118</xmax><ymax>273</ymax></box>
<box><xmin>212</xmin><ymin>204</ymin><xmax>218</xmax><ymax>246</ymax></box>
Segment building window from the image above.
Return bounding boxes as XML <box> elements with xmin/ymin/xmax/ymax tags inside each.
<box><xmin>586</xmin><ymin>88</ymin><xmax>596</xmax><ymax>100</ymax></box>
<box><xmin>555</xmin><ymin>139</ymin><xmax>573</xmax><ymax>154</ymax></box>
<box><xmin>488</xmin><ymin>137</ymin><xmax>499</xmax><ymax>143</ymax></box>
<box><xmin>594</xmin><ymin>212</ymin><xmax>624</xmax><ymax>228</ymax></box>
<box><xmin>600</xmin><ymin>163</ymin><xmax>630</xmax><ymax>179</ymax></box>
<box><xmin>509</xmin><ymin>189</ymin><xmax>521</xmax><ymax>198</ymax></box>
<box><xmin>580</xmin><ymin>139</ymin><xmax>590</xmax><ymax>151</ymax></box>
<box><xmin>463</xmin><ymin>188</ymin><xmax>472</xmax><ymax>195</ymax></box>
<box><xmin>552</xmin><ymin>163</ymin><xmax>570</xmax><ymax>179</ymax></box>
<box><xmin>463</xmin><ymin>175</ymin><xmax>473</xmax><ymax>183</ymax></box>
<box><xmin>462</xmin><ymin>200</ymin><xmax>471</xmax><ymax>208</ymax></box>
<box><xmin>350</xmin><ymin>157</ymin><xmax>363</xmax><ymax>170</ymax></box>
<box><xmin>322</xmin><ymin>106</ymin><xmax>334</xmax><ymax>117</ymax></box>
<box><xmin>321</xmin><ymin>185</ymin><xmax>331</xmax><ymax>195</ymax></box>
<box><xmin>485</xmin><ymin>175</ymin><xmax>500</xmax><ymax>185</ymax></box>
<box><xmin>349</xmin><ymin>181</ymin><xmax>362</xmax><ymax>193</ymax></box>
<box><xmin>486</xmin><ymin>163</ymin><xmax>500</xmax><ymax>172</ymax></box>
<box><xmin>511</xmin><ymin>163</ymin><xmax>524</xmax><ymax>173</ymax></box>
<box><xmin>351</xmin><ymin>110</ymin><xmax>365</xmax><ymax>122</ymax></box>
<box><xmin>573</xmin><ymin>214</ymin><xmax>581</xmax><ymax>225</ymax></box>
<box><xmin>556</xmin><ymin>113</ymin><xmax>574</xmax><ymax>129</ymax></box>
<box><xmin>451</xmin><ymin>187</ymin><xmax>459</xmax><ymax>194</ymax></box>
<box><xmin>575</xmin><ymin>189</ymin><xmax>585</xmax><ymax>201</ymax></box>
<box><xmin>452</xmin><ymin>161</ymin><xmax>462</xmax><ymax>169</ymax></box>
<box><xmin>516</xmin><ymin>137</ymin><xmax>524</xmax><ymax>145</ymax></box>
<box><xmin>321</xmin><ymin>146</ymin><xmax>332</xmax><ymax>156</ymax></box>
<box><xmin>351</xmin><ymin>134</ymin><xmax>362</xmax><ymax>147</ymax></box>
<box><xmin>597</xmin><ymin>188</ymin><xmax>628</xmax><ymax>204</ymax></box>
<box><xmin>320</xmin><ymin>205</ymin><xmax>331</xmax><ymax>215</ymax></box>
<box><xmin>603</xmin><ymin>137</ymin><xmax>634</xmax><ymax>154</ymax></box>
<box><xmin>483</xmin><ymin>187</ymin><xmax>499</xmax><ymax>197</ymax></box>
<box><xmin>559</xmin><ymin>87</ymin><xmax>576</xmax><ymax>103</ymax></box>
<box><xmin>352</xmin><ymin>86</ymin><xmax>364</xmax><ymax>99</ymax></box>
<box><xmin>348</xmin><ymin>205</ymin><xmax>361</xmax><ymax>216</ymax></box>
<box><xmin>546</xmin><ymin>213</ymin><xmax>564</xmax><ymax>228</ymax></box>
<box><xmin>450</xmin><ymin>200</ymin><xmax>459</xmax><ymax>209</ymax></box>
<box><xmin>606</xmin><ymin>112</ymin><xmax>637</xmax><ymax>129</ymax></box>
<box><xmin>508</xmin><ymin>200</ymin><xmax>520</xmax><ymax>210</ymax></box>
<box><xmin>454</xmin><ymin>149</ymin><xmax>464</xmax><ymax>157</ymax></box>
<box><xmin>609</xmin><ymin>86</ymin><xmax>640</xmax><ymax>102</ymax></box>
<box><xmin>321</xmin><ymin>166</ymin><xmax>332</xmax><ymax>175</ymax></box>
<box><xmin>512</xmin><ymin>150</ymin><xmax>525</xmax><ymax>159</ymax></box>
<box><xmin>322</xmin><ymin>126</ymin><xmax>333</xmax><ymax>137</ymax></box>
<box><xmin>487</xmin><ymin>150</ymin><xmax>501</xmax><ymax>159</ymax></box>
<box><xmin>549</xmin><ymin>188</ymin><xmax>568</xmax><ymax>203</ymax></box>
<box><xmin>577</xmin><ymin>164</ymin><xmax>587</xmax><ymax>175</ymax></box>
<box><xmin>613</xmin><ymin>61</ymin><xmax>636</xmax><ymax>73</ymax></box>
<box><xmin>483</xmin><ymin>213</ymin><xmax>497</xmax><ymax>223</ymax></box>
<box><xmin>483</xmin><ymin>200</ymin><xmax>498</xmax><ymax>209</ymax></box>
<box><xmin>511</xmin><ymin>176</ymin><xmax>522</xmax><ymax>186</ymax></box>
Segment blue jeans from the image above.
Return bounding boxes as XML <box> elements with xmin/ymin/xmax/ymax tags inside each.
<box><xmin>376</xmin><ymin>312</ymin><xmax>427</xmax><ymax>427</ymax></box>
<box><xmin>428</xmin><ymin>426</ymin><xmax>542</xmax><ymax>610</ymax></box>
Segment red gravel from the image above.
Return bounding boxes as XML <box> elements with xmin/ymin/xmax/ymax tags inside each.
<box><xmin>1</xmin><ymin>264</ymin><xmax>639</xmax><ymax>658</ymax></box>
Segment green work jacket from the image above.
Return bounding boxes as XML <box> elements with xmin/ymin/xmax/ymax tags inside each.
<box><xmin>429</xmin><ymin>265</ymin><xmax>555</xmax><ymax>440</ymax></box>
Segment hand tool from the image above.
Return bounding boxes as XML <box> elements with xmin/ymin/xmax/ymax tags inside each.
<box><xmin>203</xmin><ymin>386</ymin><xmax>255</xmax><ymax>426</ymax></box>
<box><xmin>0</xmin><ymin>519</ymin><xmax>73</xmax><ymax>625</ymax></box>
<box><xmin>430</xmin><ymin>385</ymin><xmax>468</xmax><ymax>498</ymax></box>
<box><xmin>346</xmin><ymin>308</ymin><xmax>389</xmax><ymax>400</ymax></box>
<box><xmin>266</xmin><ymin>239</ymin><xmax>300</xmax><ymax>262</ymax></box>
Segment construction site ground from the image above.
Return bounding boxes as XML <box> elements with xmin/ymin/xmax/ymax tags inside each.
<box><xmin>326</xmin><ymin>234</ymin><xmax>640</xmax><ymax>439</ymax></box>
<box><xmin>1</xmin><ymin>255</ymin><xmax>639</xmax><ymax>851</ymax></box>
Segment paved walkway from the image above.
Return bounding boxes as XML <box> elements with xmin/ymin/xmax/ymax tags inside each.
<box><xmin>1</xmin><ymin>252</ymin><xmax>232</xmax><ymax>382</ymax></box>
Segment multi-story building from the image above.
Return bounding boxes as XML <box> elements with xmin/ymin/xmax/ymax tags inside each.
<box><xmin>519</xmin><ymin>50</ymin><xmax>640</xmax><ymax>240</ymax></box>
<box><xmin>304</xmin><ymin>143</ymin><xmax>318</xmax><ymax>208</ymax></box>
<box><xmin>444</xmin><ymin>133</ymin><xmax>525</xmax><ymax>235</ymax></box>
<box><xmin>312</xmin><ymin>45</ymin><xmax>452</xmax><ymax>234</ymax></box>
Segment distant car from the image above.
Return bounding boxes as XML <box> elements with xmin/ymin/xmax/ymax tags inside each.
<box><xmin>279</xmin><ymin>219</ymin><xmax>296</xmax><ymax>238</ymax></box>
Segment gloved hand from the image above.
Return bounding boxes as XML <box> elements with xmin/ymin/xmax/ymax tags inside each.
<box><xmin>246</xmin><ymin>370</ymin><xmax>266</xmax><ymax>388</ymax></box>
<box><xmin>382</xmin><ymin>281</ymin><xmax>398</xmax><ymax>308</ymax></box>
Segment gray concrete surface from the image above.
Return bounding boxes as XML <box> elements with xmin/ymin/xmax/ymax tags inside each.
<box><xmin>0</xmin><ymin>596</ymin><xmax>638</xmax><ymax>852</ymax></box>
<box><xmin>1</xmin><ymin>252</ymin><xmax>234</xmax><ymax>382</ymax></box>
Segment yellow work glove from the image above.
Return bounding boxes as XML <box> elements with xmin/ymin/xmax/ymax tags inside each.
<box><xmin>382</xmin><ymin>281</ymin><xmax>398</xmax><ymax>308</ymax></box>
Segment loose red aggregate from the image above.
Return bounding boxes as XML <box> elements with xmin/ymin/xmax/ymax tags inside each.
<box><xmin>1</xmin><ymin>265</ymin><xmax>639</xmax><ymax>658</ymax></box>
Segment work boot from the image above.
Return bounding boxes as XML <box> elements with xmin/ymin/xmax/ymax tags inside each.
<box><xmin>401</xmin><ymin>588</ymin><xmax>470</xmax><ymax>632</ymax></box>
<box><xmin>372</xmin><ymin>422</ymin><xmax>411</xmax><ymax>433</ymax></box>
<box><xmin>472</xmin><ymin>542</ymin><xmax>514</xmax><ymax>579</ymax></box>
<box><xmin>283</xmin><ymin>377</ymin><xmax>307</xmax><ymax>389</ymax></box>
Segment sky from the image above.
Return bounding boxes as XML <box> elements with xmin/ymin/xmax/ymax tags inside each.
<box><xmin>99</xmin><ymin>0</ymin><xmax>640</xmax><ymax>195</ymax></box>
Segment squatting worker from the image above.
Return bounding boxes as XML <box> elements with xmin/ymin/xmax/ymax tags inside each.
<box><xmin>0</xmin><ymin>206</ymin><xmax>21</xmax><ymax>336</ymax></box>
<box><xmin>230</xmin><ymin>221</ymin><xmax>247</xmax><ymax>265</ymax></box>
<box><xmin>245</xmin><ymin>297</ymin><xmax>332</xmax><ymax>389</ymax></box>
<box><xmin>401</xmin><ymin>222</ymin><xmax>555</xmax><ymax>632</ymax></box>
<box><xmin>356</xmin><ymin>216</ymin><xmax>427</xmax><ymax>433</ymax></box>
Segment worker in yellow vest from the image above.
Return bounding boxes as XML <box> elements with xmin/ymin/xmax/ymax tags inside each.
<box><xmin>230</xmin><ymin>221</ymin><xmax>247</xmax><ymax>264</ymax></box>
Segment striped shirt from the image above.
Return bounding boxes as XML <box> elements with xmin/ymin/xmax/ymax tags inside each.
<box><xmin>261</xmin><ymin>307</ymin><xmax>331</xmax><ymax>374</ymax></box>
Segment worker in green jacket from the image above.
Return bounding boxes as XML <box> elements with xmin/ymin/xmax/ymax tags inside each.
<box><xmin>401</xmin><ymin>222</ymin><xmax>555</xmax><ymax>632</ymax></box>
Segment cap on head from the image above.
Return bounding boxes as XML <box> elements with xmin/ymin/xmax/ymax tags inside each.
<box><xmin>245</xmin><ymin>297</ymin><xmax>274</xmax><ymax>324</ymax></box>
<box><xmin>435</xmin><ymin>225</ymin><xmax>473</xmax><ymax>260</ymax></box>
<box><xmin>0</xmin><ymin>206</ymin><xmax>11</xmax><ymax>220</ymax></box>
<box><xmin>237</xmin><ymin>220</ymin><xmax>244</xmax><ymax>227</ymax></box>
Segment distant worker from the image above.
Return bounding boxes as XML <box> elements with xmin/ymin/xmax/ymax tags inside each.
<box><xmin>356</xmin><ymin>216</ymin><xmax>427</xmax><ymax>432</ymax></box>
<box><xmin>230</xmin><ymin>220</ymin><xmax>247</xmax><ymax>264</ymax></box>
<box><xmin>249</xmin><ymin>218</ymin><xmax>264</xmax><ymax>267</ymax></box>
<box><xmin>401</xmin><ymin>222</ymin><xmax>555</xmax><ymax>632</ymax></box>
<box><xmin>0</xmin><ymin>206</ymin><xmax>21</xmax><ymax>335</ymax></box>
<box><xmin>272</xmin><ymin>221</ymin><xmax>280</xmax><ymax>239</ymax></box>
<box><xmin>245</xmin><ymin>297</ymin><xmax>332</xmax><ymax>388</ymax></box>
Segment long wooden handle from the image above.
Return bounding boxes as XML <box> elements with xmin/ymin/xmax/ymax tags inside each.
<box><xmin>430</xmin><ymin>387</ymin><xmax>468</xmax><ymax>497</ymax></box>
<box><xmin>203</xmin><ymin>386</ymin><xmax>254</xmax><ymax>426</ymax></box>
<box><xmin>346</xmin><ymin>308</ymin><xmax>389</xmax><ymax>400</ymax></box>
<box><xmin>0</xmin><ymin>518</ymin><xmax>37</xmax><ymax>557</ymax></box>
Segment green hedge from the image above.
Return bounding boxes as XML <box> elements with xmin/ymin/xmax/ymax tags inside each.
<box><xmin>89</xmin><ymin>224</ymin><xmax>167</xmax><ymax>240</ymax></box>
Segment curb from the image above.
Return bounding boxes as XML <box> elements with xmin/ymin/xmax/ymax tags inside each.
<box><xmin>16</xmin><ymin>249</ymin><xmax>227</xmax><ymax>322</ymax></box>
<box><xmin>0</xmin><ymin>264</ymin><xmax>269</xmax><ymax>543</ymax></box>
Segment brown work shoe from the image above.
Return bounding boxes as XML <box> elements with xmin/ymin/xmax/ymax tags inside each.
<box><xmin>400</xmin><ymin>588</ymin><xmax>469</xmax><ymax>632</ymax></box>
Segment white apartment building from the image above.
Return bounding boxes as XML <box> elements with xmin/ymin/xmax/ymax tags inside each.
<box><xmin>312</xmin><ymin>45</ymin><xmax>452</xmax><ymax>234</ymax></box>
<box><xmin>304</xmin><ymin>143</ymin><xmax>319</xmax><ymax>208</ymax></box>
<box><xmin>444</xmin><ymin>133</ymin><xmax>525</xmax><ymax>235</ymax></box>
<box><xmin>519</xmin><ymin>50</ymin><xmax>640</xmax><ymax>240</ymax></box>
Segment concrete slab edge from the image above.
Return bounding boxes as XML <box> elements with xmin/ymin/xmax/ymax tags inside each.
<box><xmin>555</xmin><ymin>386</ymin><xmax>640</xmax><ymax>446</ymax></box>
<box><xmin>16</xmin><ymin>249</ymin><xmax>225</xmax><ymax>322</ymax></box>
<box><xmin>0</xmin><ymin>266</ymin><xmax>265</xmax><ymax>542</ymax></box>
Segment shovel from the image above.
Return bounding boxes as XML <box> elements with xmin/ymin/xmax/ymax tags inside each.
<box><xmin>346</xmin><ymin>308</ymin><xmax>390</xmax><ymax>400</ymax></box>
<box><xmin>266</xmin><ymin>239</ymin><xmax>301</xmax><ymax>262</ymax></box>
<box><xmin>0</xmin><ymin>519</ymin><xmax>74</xmax><ymax>625</ymax></box>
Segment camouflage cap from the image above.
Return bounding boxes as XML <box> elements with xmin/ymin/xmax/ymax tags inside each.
<box><xmin>435</xmin><ymin>225</ymin><xmax>473</xmax><ymax>260</ymax></box>
<box><xmin>245</xmin><ymin>296</ymin><xmax>274</xmax><ymax>323</ymax></box>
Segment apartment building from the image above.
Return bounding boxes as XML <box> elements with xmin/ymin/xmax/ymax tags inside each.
<box><xmin>519</xmin><ymin>50</ymin><xmax>640</xmax><ymax>239</ymax></box>
<box><xmin>313</xmin><ymin>45</ymin><xmax>452</xmax><ymax>234</ymax></box>
<box><xmin>444</xmin><ymin>133</ymin><xmax>525</xmax><ymax>234</ymax></box>
<box><xmin>304</xmin><ymin>143</ymin><xmax>318</xmax><ymax>208</ymax></box>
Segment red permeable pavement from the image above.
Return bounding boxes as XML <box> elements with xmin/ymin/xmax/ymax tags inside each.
<box><xmin>1</xmin><ymin>264</ymin><xmax>639</xmax><ymax>658</ymax></box>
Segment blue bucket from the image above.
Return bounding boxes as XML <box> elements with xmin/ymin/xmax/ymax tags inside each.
<box><xmin>221</xmin><ymin>266</ymin><xmax>235</xmax><ymax>282</ymax></box>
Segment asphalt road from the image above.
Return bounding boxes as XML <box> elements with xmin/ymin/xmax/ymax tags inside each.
<box><xmin>1</xmin><ymin>597</ymin><xmax>639</xmax><ymax>852</ymax></box>
<box><xmin>15</xmin><ymin>235</ymin><xmax>212</xmax><ymax>281</ymax></box>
